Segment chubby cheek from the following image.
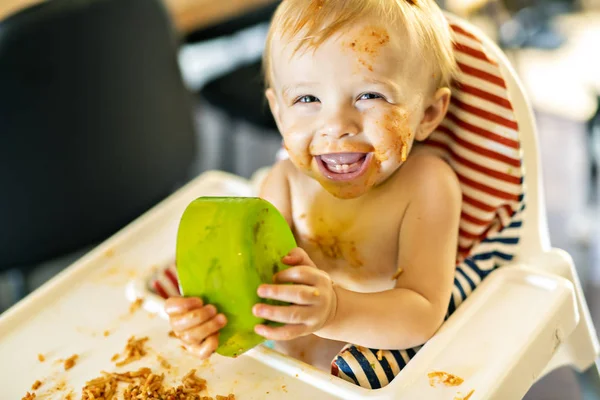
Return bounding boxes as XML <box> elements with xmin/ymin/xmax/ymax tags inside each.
<box><xmin>372</xmin><ymin>108</ymin><xmax>415</xmax><ymax>165</ymax></box>
<box><xmin>280</xmin><ymin>121</ymin><xmax>314</xmax><ymax>171</ymax></box>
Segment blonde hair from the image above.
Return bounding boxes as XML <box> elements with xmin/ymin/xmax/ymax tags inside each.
<box><xmin>263</xmin><ymin>0</ymin><xmax>457</xmax><ymax>89</ymax></box>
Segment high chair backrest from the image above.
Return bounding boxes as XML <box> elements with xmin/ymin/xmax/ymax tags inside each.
<box><xmin>427</xmin><ymin>14</ymin><xmax>550</xmax><ymax>265</ymax></box>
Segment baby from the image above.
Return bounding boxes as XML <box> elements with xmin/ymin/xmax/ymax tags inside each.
<box><xmin>166</xmin><ymin>0</ymin><xmax>461</xmax><ymax>388</ymax></box>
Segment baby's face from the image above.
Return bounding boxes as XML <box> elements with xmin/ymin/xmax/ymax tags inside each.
<box><xmin>267</xmin><ymin>20</ymin><xmax>433</xmax><ymax>199</ymax></box>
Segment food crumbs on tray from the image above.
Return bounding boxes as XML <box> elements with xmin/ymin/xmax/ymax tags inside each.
<box><xmin>455</xmin><ymin>389</ymin><xmax>475</xmax><ymax>400</ymax></box>
<box><xmin>37</xmin><ymin>354</ymin><xmax>45</xmax><ymax>362</ymax></box>
<box><xmin>168</xmin><ymin>330</ymin><xmax>177</xmax><ymax>338</ymax></box>
<box><xmin>112</xmin><ymin>336</ymin><xmax>149</xmax><ymax>367</ymax></box>
<box><xmin>454</xmin><ymin>389</ymin><xmax>475</xmax><ymax>400</ymax></box>
<box><xmin>31</xmin><ymin>380</ymin><xmax>43</xmax><ymax>390</ymax></box>
<box><xmin>64</xmin><ymin>354</ymin><xmax>78</xmax><ymax>370</ymax></box>
<box><xmin>80</xmin><ymin>367</ymin><xmax>234</xmax><ymax>399</ymax></box>
<box><xmin>21</xmin><ymin>392</ymin><xmax>36</xmax><ymax>400</ymax></box>
<box><xmin>376</xmin><ymin>349</ymin><xmax>384</xmax><ymax>360</ymax></box>
<box><xmin>281</xmin><ymin>385</ymin><xmax>288</xmax><ymax>393</ymax></box>
<box><xmin>157</xmin><ymin>354</ymin><xmax>171</xmax><ymax>370</ymax></box>
<box><xmin>428</xmin><ymin>371</ymin><xmax>464</xmax><ymax>387</ymax></box>
<box><xmin>104</xmin><ymin>248</ymin><xmax>115</xmax><ymax>257</ymax></box>
<box><xmin>129</xmin><ymin>298</ymin><xmax>144</xmax><ymax>314</ymax></box>
<box><xmin>392</xmin><ymin>267</ymin><xmax>404</xmax><ymax>280</ymax></box>
<box><xmin>103</xmin><ymin>330</ymin><xmax>110</xmax><ymax>337</ymax></box>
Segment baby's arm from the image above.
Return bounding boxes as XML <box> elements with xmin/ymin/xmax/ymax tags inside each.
<box><xmin>316</xmin><ymin>155</ymin><xmax>462</xmax><ymax>349</ymax></box>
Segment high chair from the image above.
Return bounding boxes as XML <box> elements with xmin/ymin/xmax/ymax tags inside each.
<box><xmin>134</xmin><ymin>12</ymin><xmax>600</xmax><ymax>399</ymax></box>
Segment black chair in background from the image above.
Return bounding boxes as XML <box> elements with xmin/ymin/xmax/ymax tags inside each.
<box><xmin>0</xmin><ymin>0</ymin><xmax>197</xmax><ymax>300</ymax></box>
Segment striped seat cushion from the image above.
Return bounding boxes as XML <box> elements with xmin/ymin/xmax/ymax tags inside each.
<box><xmin>148</xmin><ymin>15</ymin><xmax>526</xmax><ymax>303</ymax></box>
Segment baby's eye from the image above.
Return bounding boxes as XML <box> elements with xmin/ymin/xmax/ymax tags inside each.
<box><xmin>296</xmin><ymin>95</ymin><xmax>319</xmax><ymax>104</ymax></box>
<box><xmin>358</xmin><ymin>93</ymin><xmax>383</xmax><ymax>101</ymax></box>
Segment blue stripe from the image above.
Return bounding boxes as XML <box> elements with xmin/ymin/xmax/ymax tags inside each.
<box><xmin>335</xmin><ymin>354</ymin><xmax>359</xmax><ymax>386</ymax></box>
<box><xmin>518</xmin><ymin>192</ymin><xmax>524</xmax><ymax>201</ymax></box>
<box><xmin>454</xmin><ymin>277</ymin><xmax>467</xmax><ymax>301</ymax></box>
<box><xmin>348</xmin><ymin>346</ymin><xmax>382</xmax><ymax>389</ymax></box>
<box><xmin>473</xmin><ymin>251</ymin><xmax>513</xmax><ymax>262</ymax></box>
<box><xmin>464</xmin><ymin>258</ymin><xmax>490</xmax><ymax>279</ymax></box>
<box><xmin>390</xmin><ymin>350</ymin><xmax>406</xmax><ymax>369</ymax></box>
<box><xmin>447</xmin><ymin>295</ymin><xmax>457</xmax><ymax>315</ymax></box>
<box><xmin>482</xmin><ymin>237</ymin><xmax>519</xmax><ymax>245</ymax></box>
<box><xmin>509</xmin><ymin>220</ymin><xmax>523</xmax><ymax>229</ymax></box>
<box><xmin>405</xmin><ymin>348</ymin><xmax>417</xmax><ymax>359</ymax></box>
<box><xmin>369</xmin><ymin>349</ymin><xmax>396</xmax><ymax>383</ymax></box>
<box><xmin>456</xmin><ymin>267</ymin><xmax>476</xmax><ymax>291</ymax></box>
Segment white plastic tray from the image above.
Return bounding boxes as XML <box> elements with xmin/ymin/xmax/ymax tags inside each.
<box><xmin>0</xmin><ymin>171</ymin><xmax>578</xmax><ymax>400</ymax></box>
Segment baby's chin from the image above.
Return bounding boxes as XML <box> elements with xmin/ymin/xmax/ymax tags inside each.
<box><xmin>313</xmin><ymin>173</ymin><xmax>378</xmax><ymax>199</ymax></box>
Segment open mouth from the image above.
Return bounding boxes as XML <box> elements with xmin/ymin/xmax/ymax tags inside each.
<box><xmin>316</xmin><ymin>152</ymin><xmax>372</xmax><ymax>181</ymax></box>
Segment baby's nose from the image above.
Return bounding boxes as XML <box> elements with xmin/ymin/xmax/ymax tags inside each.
<box><xmin>321</xmin><ymin>109</ymin><xmax>361</xmax><ymax>139</ymax></box>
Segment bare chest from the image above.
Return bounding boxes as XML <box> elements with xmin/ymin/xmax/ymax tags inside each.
<box><xmin>289</xmin><ymin>181</ymin><xmax>407</xmax><ymax>292</ymax></box>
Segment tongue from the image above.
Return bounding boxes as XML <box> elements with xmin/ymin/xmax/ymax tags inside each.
<box><xmin>320</xmin><ymin>153</ymin><xmax>365</xmax><ymax>165</ymax></box>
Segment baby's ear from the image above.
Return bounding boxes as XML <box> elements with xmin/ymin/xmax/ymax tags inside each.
<box><xmin>266</xmin><ymin>88</ymin><xmax>282</xmax><ymax>129</ymax></box>
<box><xmin>415</xmin><ymin>87</ymin><xmax>451</xmax><ymax>141</ymax></box>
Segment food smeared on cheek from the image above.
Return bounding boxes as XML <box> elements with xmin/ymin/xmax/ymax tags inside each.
<box><xmin>284</xmin><ymin>138</ymin><xmax>312</xmax><ymax>169</ymax></box>
<box><xmin>345</xmin><ymin>26</ymin><xmax>390</xmax><ymax>72</ymax></box>
<box><xmin>378</xmin><ymin>108</ymin><xmax>412</xmax><ymax>162</ymax></box>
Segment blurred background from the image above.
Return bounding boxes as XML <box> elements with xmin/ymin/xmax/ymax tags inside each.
<box><xmin>0</xmin><ymin>0</ymin><xmax>599</xmax><ymax>398</ymax></box>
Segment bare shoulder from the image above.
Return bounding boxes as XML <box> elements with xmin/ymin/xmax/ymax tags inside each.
<box><xmin>260</xmin><ymin>159</ymin><xmax>296</xmax><ymax>227</ymax></box>
<box><xmin>392</xmin><ymin>152</ymin><xmax>462</xmax><ymax>207</ymax></box>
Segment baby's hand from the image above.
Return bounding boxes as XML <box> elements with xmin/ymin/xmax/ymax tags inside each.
<box><xmin>165</xmin><ymin>297</ymin><xmax>227</xmax><ymax>359</ymax></box>
<box><xmin>252</xmin><ymin>248</ymin><xmax>336</xmax><ymax>341</ymax></box>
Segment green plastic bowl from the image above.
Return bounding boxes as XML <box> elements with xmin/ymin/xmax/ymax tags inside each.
<box><xmin>176</xmin><ymin>197</ymin><xmax>296</xmax><ymax>357</ymax></box>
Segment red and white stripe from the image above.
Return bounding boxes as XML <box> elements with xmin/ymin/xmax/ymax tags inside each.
<box><xmin>151</xmin><ymin>262</ymin><xmax>181</xmax><ymax>298</ymax></box>
<box><xmin>426</xmin><ymin>21</ymin><xmax>524</xmax><ymax>261</ymax></box>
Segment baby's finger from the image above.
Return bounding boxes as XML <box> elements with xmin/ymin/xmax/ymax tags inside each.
<box><xmin>179</xmin><ymin>314</ymin><xmax>227</xmax><ymax>345</ymax></box>
<box><xmin>254</xmin><ymin>323</ymin><xmax>308</xmax><ymax>341</ymax></box>
<box><xmin>282</xmin><ymin>248</ymin><xmax>316</xmax><ymax>268</ymax></box>
<box><xmin>165</xmin><ymin>297</ymin><xmax>203</xmax><ymax>316</ymax></box>
<box><xmin>170</xmin><ymin>305</ymin><xmax>217</xmax><ymax>331</ymax></box>
<box><xmin>257</xmin><ymin>284</ymin><xmax>321</xmax><ymax>305</ymax></box>
<box><xmin>182</xmin><ymin>333</ymin><xmax>219</xmax><ymax>360</ymax></box>
<box><xmin>253</xmin><ymin>304</ymin><xmax>312</xmax><ymax>325</ymax></box>
<box><xmin>275</xmin><ymin>265</ymin><xmax>327</xmax><ymax>285</ymax></box>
